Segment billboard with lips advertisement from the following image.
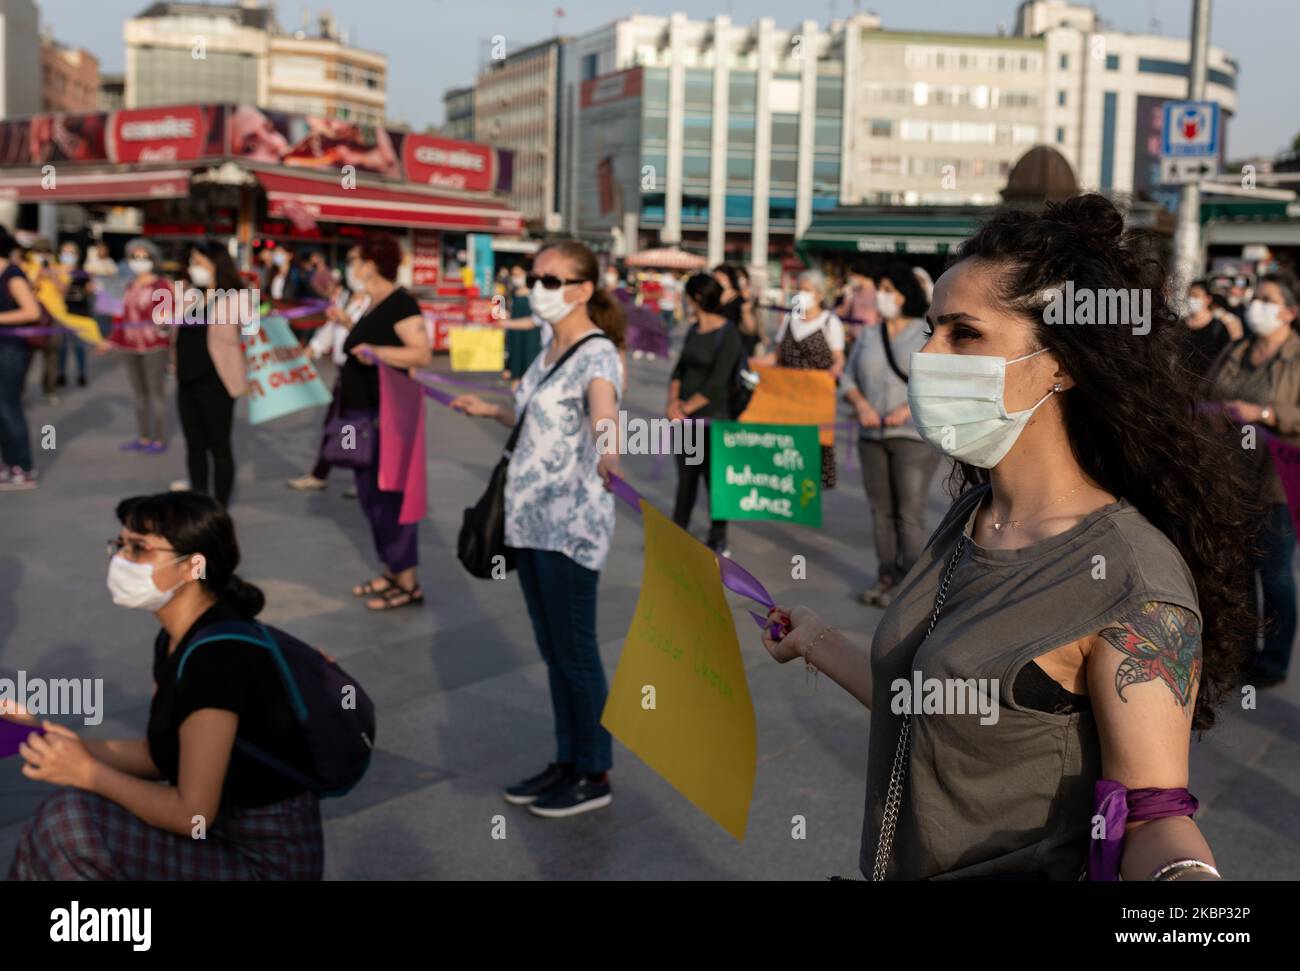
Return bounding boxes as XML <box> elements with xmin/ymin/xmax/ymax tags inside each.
<box><xmin>0</xmin><ymin>104</ymin><xmax>513</xmax><ymax>196</ymax></box>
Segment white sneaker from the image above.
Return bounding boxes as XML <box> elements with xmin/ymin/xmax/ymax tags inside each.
<box><xmin>0</xmin><ymin>466</ymin><xmax>38</xmax><ymax>491</ymax></box>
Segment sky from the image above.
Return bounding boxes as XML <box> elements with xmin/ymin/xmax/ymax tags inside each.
<box><xmin>31</xmin><ymin>0</ymin><xmax>1299</xmax><ymax>158</ymax></box>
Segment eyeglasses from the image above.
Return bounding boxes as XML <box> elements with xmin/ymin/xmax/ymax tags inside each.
<box><xmin>107</xmin><ymin>537</ymin><xmax>177</xmax><ymax>558</ymax></box>
<box><xmin>527</xmin><ymin>273</ymin><xmax>587</xmax><ymax>291</ymax></box>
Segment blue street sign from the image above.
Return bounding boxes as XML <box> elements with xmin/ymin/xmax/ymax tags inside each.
<box><xmin>1161</xmin><ymin>101</ymin><xmax>1221</xmax><ymax>158</ymax></box>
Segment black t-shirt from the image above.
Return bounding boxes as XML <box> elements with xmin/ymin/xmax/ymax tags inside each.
<box><xmin>148</xmin><ymin>599</ymin><xmax>316</xmax><ymax>808</ymax></box>
<box><xmin>340</xmin><ymin>287</ymin><xmax>422</xmax><ymax>411</ymax></box>
<box><xmin>0</xmin><ymin>264</ymin><xmax>30</xmax><ymax>341</ymax></box>
<box><xmin>1183</xmin><ymin>316</ymin><xmax>1231</xmax><ymax>377</ymax></box>
<box><xmin>718</xmin><ymin>295</ymin><xmax>744</xmax><ymax>325</ymax></box>
<box><xmin>175</xmin><ymin>320</ymin><xmax>216</xmax><ymax>385</ymax></box>
<box><xmin>671</xmin><ymin>322</ymin><xmax>745</xmax><ymax>420</ymax></box>
<box><xmin>64</xmin><ymin>269</ymin><xmax>92</xmax><ymax>315</ymax></box>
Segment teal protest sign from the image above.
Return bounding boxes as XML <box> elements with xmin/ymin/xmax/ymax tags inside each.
<box><xmin>709</xmin><ymin>421</ymin><xmax>821</xmax><ymax>527</ymax></box>
<box><xmin>242</xmin><ymin>314</ymin><xmax>333</xmax><ymax>424</ymax></box>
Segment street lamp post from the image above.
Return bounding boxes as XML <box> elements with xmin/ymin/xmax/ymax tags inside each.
<box><xmin>1172</xmin><ymin>0</ymin><xmax>1211</xmax><ymax>299</ymax></box>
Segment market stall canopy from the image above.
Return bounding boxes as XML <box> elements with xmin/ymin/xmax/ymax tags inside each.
<box><xmin>255</xmin><ymin>170</ymin><xmax>523</xmax><ymax>234</ymax></box>
<box><xmin>626</xmin><ymin>247</ymin><xmax>708</xmax><ymax>269</ymax></box>
<box><xmin>0</xmin><ymin>167</ymin><xmax>191</xmax><ymax>203</ymax></box>
<box><xmin>797</xmin><ymin>205</ymin><xmax>991</xmax><ymax>258</ymax></box>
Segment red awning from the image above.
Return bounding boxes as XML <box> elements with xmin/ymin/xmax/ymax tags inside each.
<box><xmin>256</xmin><ymin>170</ymin><xmax>523</xmax><ymax>234</ymax></box>
<box><xmin>0</xmin><ymin>168</ymin><xmax>191</xmax><ymax>203</ymax></box>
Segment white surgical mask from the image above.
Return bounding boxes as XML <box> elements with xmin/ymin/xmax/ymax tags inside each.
<box><xmin>346</xmin><ymin>267</ymin><xmax>364</xmax><ymax>293</ymax></box>
<box><xmin>1245</xmin><ymin>299</ymin><xmax>1285</xmax><ymax>337</ymax></box>
<box><xmin>907</xmin><ymin>348</ymin><xmax>1058</xmax><ymax>469</ymax></box>
<box><xmin>273</xmin><ymin>251</ymin><xmax>288</xmax><ymax>267</ymax></box>
<box><xmin>531</xmin><ymin>280</ymin><xmax>578</xmax><ymax>323</ymax></box>
<box><xmin>59</xmin><ymin>252</ymin><xmax>77</xmax><ymax>267</ymax></box>
<box><xmin>1185</xmin><ymin>296</ymin><xmax>1206</xmax><ymax>315</ymax></box>
<box><xmin>876</xmin><ymin>290</ymin><xmax>900</xmax><ymax>321</ymax></box>
<box><xmin>128</xmin><ymin>257</ymin><xmax>153</xmax><ymax>275</ymax></box>
<box><xmin>605</xmin><ymin>273</ymin><xmax>619</xmax><ymax>289</ymax></box>
<box><xmin>189</xmin><ymin>265</ymin><xmax>213</xmax><ymax>288</ymax></box>
<box><xmin>107</xmin><ymin>553</ymin><xmax>185</xmax><ymax>611</ymax></box>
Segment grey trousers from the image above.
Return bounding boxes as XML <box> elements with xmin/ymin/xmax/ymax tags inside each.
<box><xmin>123</xmin><ymin>352</ymin><xmax>168</xmax><ymax>441</ymax></box>
<box><xmin>858</xmin><ymin>436</ymin><xmax>941</xmax><ymax>584</ymax></box>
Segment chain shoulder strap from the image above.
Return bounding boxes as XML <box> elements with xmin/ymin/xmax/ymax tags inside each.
<box><xmin>871</xmin><ymin>532</ymin><xmax>968</xmax><ymax>881</ymax></box>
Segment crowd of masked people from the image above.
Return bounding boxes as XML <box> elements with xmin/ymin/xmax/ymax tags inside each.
<box><xmin>2</xmin><ymin>212</ymin><xmax>1298</xmax><ymax>880</ymax></box>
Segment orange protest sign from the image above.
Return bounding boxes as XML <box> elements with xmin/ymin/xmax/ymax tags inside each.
<box><xmin>738</xmin><ymin>366</ymin><xmax>837</xmax><ymax>445</ymax></box>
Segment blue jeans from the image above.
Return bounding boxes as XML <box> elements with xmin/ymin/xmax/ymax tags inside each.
<box><xmin>515</xmin><ymin>548</ymin><xmax>611</xmax><ymax>775</ymax></box>
<box><xmin>0</xmin><ymin>339</ymin><xmax>33</xmax><ymax>471</ymax></box>
<box><xmin>1256</xmin><ymin>503</ymin><xmax>1297</xmax><ymax>677</ymax></box>
<box><xmin>58</xmin><ymin>330</ymin><xmax>86</xmax><ymax>380</ymax></box>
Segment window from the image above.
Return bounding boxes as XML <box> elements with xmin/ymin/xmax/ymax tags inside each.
<box><xmin>684</xmin><ymin>69</ymin><xmax>713</xmax><ymax>110</ymax></box>
<box><xmin>1059</xmin><ymin>53</ymin><xmax>1069</xmax><ymax>69</ymax></box>
<box><xmin>729</xmin><ymin>72</ymin><xmax>757</xmax><ymax>110</ymax></box>
<box><xmin>870</xmin><ymin>119</ymin><xmax>892</xmax><ymax>138</ymax></box>
<box><xmin>1105</xmin><ymin>54</ymin><xmax>1120</xmax><ymax>71</ymax></box>
<box><xmin>770</xmin><ymin>113</ymin><xmax>799</xmax><ymax>147</ymax></box>
<box><xmin>769</xmin><ymin>157</ymin><xmax>797</xmax><ymax>185</ymax></box>
<box><xmin>1056</xmin><ymin>126</ymin><xmax>1065</xmax><ymax>143</ymax></box>
<box><xmin>727</xmin><ymin>115</ymin><xmax>756</xmax><ymax>147</ymax></box>
<box><xmin>682</xmin><ymin>154</ymin><xmax>711</xmax><ymax>181</ymax></box>
<box><xmin>815</xmin><ymin>75</ymin><xmax>843</xmax><ymax>113</ymax></box>
<box><xmin>726</xmin><ymin>154</ymin><xmax>753</xmax><ymax>186</ymax></box>
<box><xmin>643</xmin><ymin>68</ymin><xmax>668</xmax><ymax>107</ymax></box>
<box><xmin>1057</xmin><ymin>90</ymin><xmax>1067</xmax><ymax>107</ymax></box>
<box><xmin>683</xmin><ymin>114</ymin><xmax>712</xmax><ymax>149</ymax></box>
<box><xmin>581</xmin><ymin>53</ymin><xmax>598</xmax><ymax>81</ymax></box>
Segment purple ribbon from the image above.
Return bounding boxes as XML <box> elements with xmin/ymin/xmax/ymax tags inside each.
<box><xmin>0</xmin><ymin>718</ymin><xmax>43</xmax><ymax>760</ymax></box>
<box><xmin>1089</xmin><ymin>779</ymin><xmax>1199</xmax><ymax>881</ymax></box>
<box><xmin>608</xmin><ymin>473</ymin><xmax>782</xmax><ymax>639</ymax></box>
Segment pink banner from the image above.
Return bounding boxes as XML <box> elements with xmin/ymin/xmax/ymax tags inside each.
<box><xmin>378</xmin><ymin>363</ymin><xmax>428</xmax><ymax>525</ymax></box>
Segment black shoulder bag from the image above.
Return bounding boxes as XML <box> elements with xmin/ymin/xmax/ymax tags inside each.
<box><xmin>879</xmin><ymin>320</ymin><xmax>909</xmax><ymax>383</ymax></box>
<box><xmin>457</xmin><ymin>332</ymin><xmax>610</xmax><ymax>579</ymax></box>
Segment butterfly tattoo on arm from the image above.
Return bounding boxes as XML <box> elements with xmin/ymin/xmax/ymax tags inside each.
<box><xmin>1098</xmin><ymin>602</ymin><xmax>1202</xmax><ymax>716</ymax></box>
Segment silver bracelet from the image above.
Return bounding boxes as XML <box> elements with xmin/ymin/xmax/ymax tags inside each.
<box><xmin>1149</xmin><ymin>858</ymin><xmax>1220</xmax><ymax>881</ymax></box>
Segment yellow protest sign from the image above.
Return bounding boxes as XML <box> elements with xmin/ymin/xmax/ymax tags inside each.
<box><xmin>601</xmin><ymin>502</ymin><xmax>757</xmax><ymax>841</ymax></box>
<box><xmin>738</xmin><ymin>366</ymin><xmax>836</xmax><ymax>445</ymax></box>
<box><xmin>449</xmin><ymin>326</ymin><xmax>505</xmax><ymax>372</ymax></box>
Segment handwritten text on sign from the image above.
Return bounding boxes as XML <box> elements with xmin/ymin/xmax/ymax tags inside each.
<box><xmin>737</xmin><ymin>365</ymin><xmax>837</xmax><ymax>446</ymax></box>
<box><xmin>710</xmin><ymin>421</ymin><xmax>821</xmax><ymax>527</ymax></box>
<box><xmin>241</xmin><ymin>315</ymin><xmax>332</xmax><ymax>424</ymax></box>
<box><xmin>601</xmin><ymin>502</ymin><xmax>757</xmax><ymax>841</ymax></box>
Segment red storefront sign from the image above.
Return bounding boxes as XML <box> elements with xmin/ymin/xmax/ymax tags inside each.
<box><xmin>109</xmin><ymin>106</ymin><xmax>212</xmax><ymax>164</ymax></box>
<box><xmin>402</xmin><ymin>134</ymin><xmax>495</xmax><ymax>193</ymax></box>
<box><xmin>412</xmin><ymin>229</ymin><xmax>440</xmax><ymax>286</ymax></box>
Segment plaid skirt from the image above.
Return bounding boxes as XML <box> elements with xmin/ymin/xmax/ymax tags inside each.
<box><xmin>7</xmin><ymin>787</ymin><xmax>324</xmax><ymax>881</ymax></box>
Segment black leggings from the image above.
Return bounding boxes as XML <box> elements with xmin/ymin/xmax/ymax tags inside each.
<box><xmin>178</xmin><ymin>375</ymin><xmax>235</xmax><ymax>507</ymax></box>
<box><xmin>672</xmin><ymin>435</ymin><xmax>726</xmax><ymax>548</ymax></box>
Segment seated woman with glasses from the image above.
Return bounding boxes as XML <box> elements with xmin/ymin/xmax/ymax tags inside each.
<box><xmin>4</xmin><ymin>491</ymin><xmax>324</xmax><ymax>880</ymax></box>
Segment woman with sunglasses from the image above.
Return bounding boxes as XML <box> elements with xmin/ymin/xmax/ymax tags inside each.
<box><xmin>451</xmin><ymin>239</ymin><xmax>626</xmax><ymax>818</ymax></box>
<box><xmin>7</xmin><ymin>491</ymin><xmax>324</xmax><ymax>880</ymax></box>
<box><xmin>343</xmin><ymin>231</ymin><xmax>432</xmax><ymax>611</ymax></box>
<box><xmin>760</xmin><ymin>195</ymin><xmax>1253</xmax><ymax>881</ymax></box>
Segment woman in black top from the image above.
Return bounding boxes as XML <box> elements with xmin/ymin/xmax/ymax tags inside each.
<box><xmin>1181</xmin><ymin>278</ymin><xmax>1241</xmax><ymax>379</ymax></box>
<box><xmin>7</xmin><ymin>491</ymin><xmax>324</xmax><ymax>880</ymax></box>
<box><xmin>341</xmin><ymin>232</ymin><xmax>432</xmax><ymax>610</ymax></box>
<box><xmin>669</xmin><ymin>273</ymin><xmax>745</xmax><ymax>556</ymax></box>
<box><xmin>175</xmin><ymin>241</ymin><xmax>250</xmax><ymax>507</ymax></box>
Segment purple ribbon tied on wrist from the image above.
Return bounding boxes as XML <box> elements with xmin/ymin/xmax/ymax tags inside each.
<box><xmin>1089</xmin><ymin>779</ymin><xmax>1199</xmax><ymax>881</ymax></box>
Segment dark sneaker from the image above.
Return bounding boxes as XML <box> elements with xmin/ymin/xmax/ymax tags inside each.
<box><xmin>504</xmin><ymin>762</ymin><xmax>575</xmax><ymax>806</ymax></box>
<box><xmin>528</xmin><ymin>773</ymin><xmax>612</xmax><ymax>818</ymax></box>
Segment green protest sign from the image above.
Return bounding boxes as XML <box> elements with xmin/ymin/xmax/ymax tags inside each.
<box><xmin>709</xmin><ymin>421</ymin><xmax>821</xmax><ymax>527</ymax></box>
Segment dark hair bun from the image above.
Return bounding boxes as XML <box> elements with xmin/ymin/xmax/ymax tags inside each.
<box><xmin>226</xmin><ymin>574</ymin><xmax>265</xmax><ymax>618</ymax></box>
<box><xmin>1048</xmin><ymin>193</ymin><xmax>1125</xmax><ymax>244</ymax></box>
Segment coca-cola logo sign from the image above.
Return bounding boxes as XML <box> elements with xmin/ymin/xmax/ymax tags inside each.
<box><xmin>402</xmin><ymin>134</ymin><xmax>494</xmax><ymax>193</ymax></box>
<box><xmin>111</xmin><ymin>107</ymin><xmax>206</xmax><ymax>164</ymax></box>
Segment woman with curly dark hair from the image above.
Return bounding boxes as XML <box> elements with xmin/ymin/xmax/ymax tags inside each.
<box><xmin>760</xmin><ymin>194</ymin><xmax>1260</xmax><ymax>881</ymax></box>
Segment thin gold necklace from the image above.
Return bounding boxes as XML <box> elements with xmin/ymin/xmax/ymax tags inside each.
<box><xmin>989</xmin><ymin>483</ymin><xmax>1089</xmax><ymax>532</ymax></box>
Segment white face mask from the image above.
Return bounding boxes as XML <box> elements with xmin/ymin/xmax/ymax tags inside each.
<box><xmin>1185</xmin><ymin>296</ymin><xmax>1206</xmax><ymax>315</ymax></box>
<box><xmin>127</xmin><ymin>257</ymin><xmax>153</xmax><ymax>275</ymax></box>
<box><xmin>876</xmin><ymin>290</ymin><xmax>900</xmax><ymax>321</ymax></box>
<box><xmin>107</xmin><ymin>553</ymin><xmax>185</xmax><ymax>611</ymax></box>
<box><xmin>605</xmin><ymin>273</ymin><xmax>619</xmax><ymax>289</ymax></box>
<box><xmin>273</xmin><ymin>251</ymin><xmax>288</xmax><ymax>268</ymax></box>
<box><xmin>189</xmin><ymin>264</ymin><xmax>213</xmax><ymax>288</ymax></box>
<box><xmin>907</xmin><ymin>348</ymin><xmax>1058</xmax><ymax>469</ymax></box>
<box><xmin>59</xmin><ymin>252</ymin><xmax>77</xmax><ymax>266</ymax></box>
<box><xmin>531</xmin><ymin>279</ymin><xmax>578</xmax><ymax>323</ymax></box>
<box><xmin>1245</xmin><ymin>299</ymin><xmax>1285</xmax><ymax>337</ymax></box>
<box><xmin>346</xmin><ymin>267</ymin><xmax>365</xmax><ymax>293</ymax></box>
